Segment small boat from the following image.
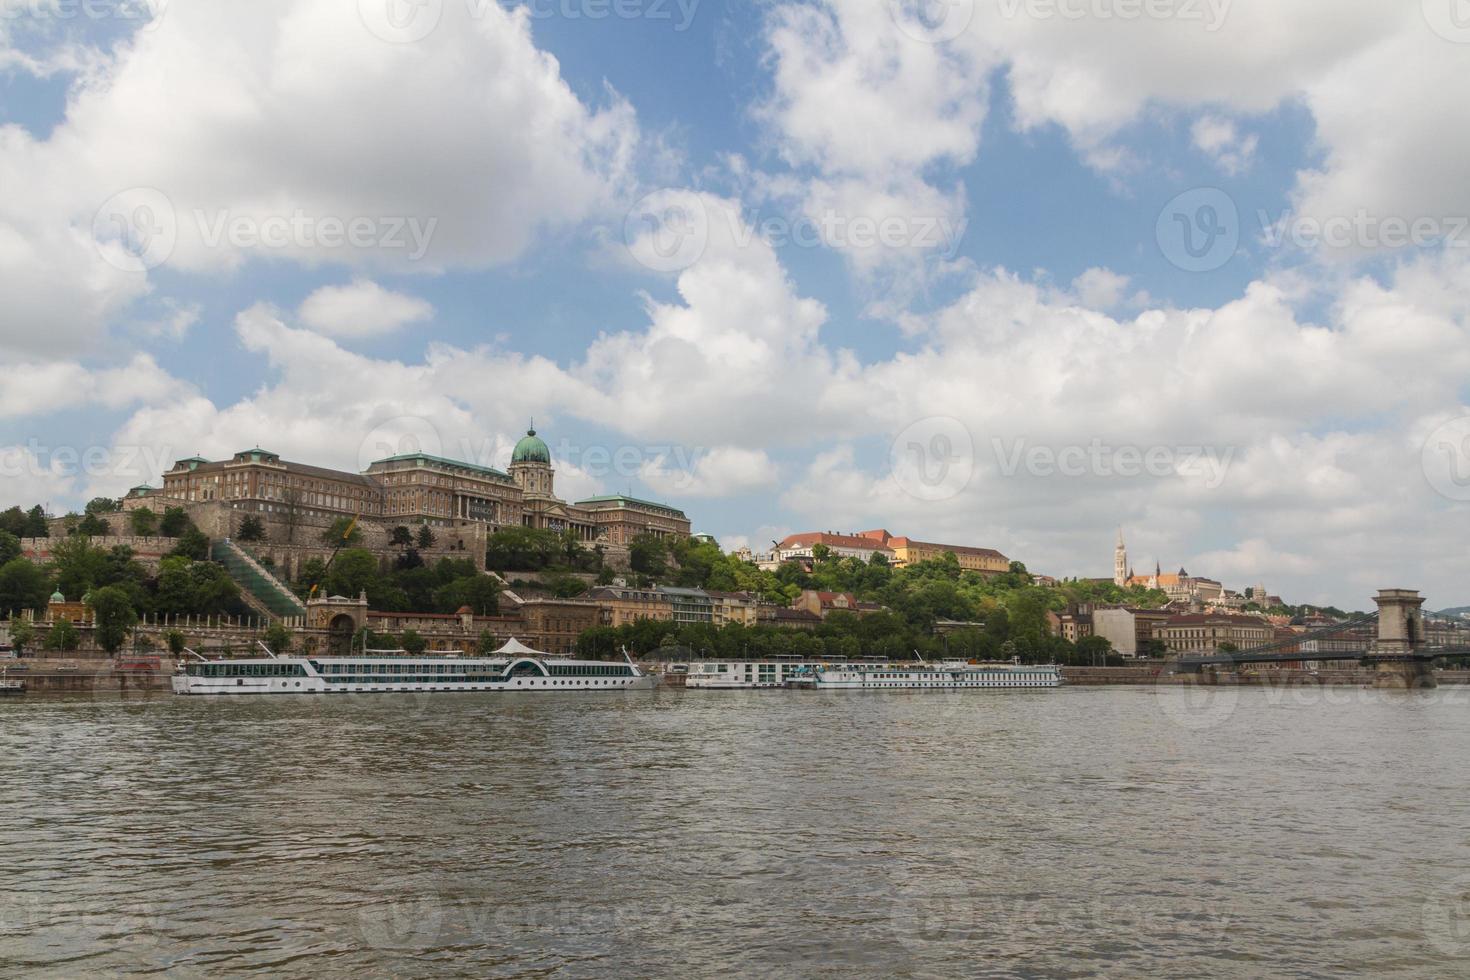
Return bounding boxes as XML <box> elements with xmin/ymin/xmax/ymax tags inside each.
<box><xmin>0</xmin><ymin>666</ymin><xmax>24</xmax><ymax>696</ymax></box>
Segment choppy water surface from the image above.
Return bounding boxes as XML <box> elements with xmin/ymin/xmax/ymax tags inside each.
<box><xmin>2</xmin><ymin>685</ymin><xmax>1470</xmax><ymax>978</ymax></box>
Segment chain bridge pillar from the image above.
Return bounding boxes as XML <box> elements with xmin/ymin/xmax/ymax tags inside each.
<box><xmin>1367</xmin><ymin>589</ymin><xmax>1435</xmax><ymax>689</ymax></box>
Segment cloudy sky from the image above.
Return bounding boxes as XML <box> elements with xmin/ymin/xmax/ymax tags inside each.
<box><xmin>2</xmin><ymin>0</ymin><xmax>1469</xmax><ymax>609</ymax></box>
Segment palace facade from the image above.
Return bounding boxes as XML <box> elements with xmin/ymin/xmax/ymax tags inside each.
<box><xmin>134</xmin><ymin>428</ymin><xmax>691</xmax><ymax>545</ymax></box>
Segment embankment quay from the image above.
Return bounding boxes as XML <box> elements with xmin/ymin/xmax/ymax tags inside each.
<box><xmin>6</xmin><ymin>659</ymin><xmax>1470</xmax><ymax>694</ymax></box>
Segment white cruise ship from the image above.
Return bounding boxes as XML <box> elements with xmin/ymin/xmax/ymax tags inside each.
<box><xmin>172</xmin><ymin>639</ymin><xmax>657</xmax><ymax>696</ymax></box>
<box><xmin>786</xmin><ymin>660</ymin><xmax>1062</xmax><ymax>690</ymax></box>
<box><xmin>685</xmin><ymin>658</ymin><xmax>871</xmax><ymax>689</ymax></box>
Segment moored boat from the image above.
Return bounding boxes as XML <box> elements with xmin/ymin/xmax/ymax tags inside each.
<box><xmin>172</xmin><ymin>638</ymin><xmax>658</xmax><ymax>696</ymax></box>
<box><xmin>786</xmin><ymin>660</ymin><xmax>1061</xmax><ymax>690</ymax></box>
<box><xmin>685</xmin><ymin>656</ymin><xmax>887</xmax><ymax>689</ymax></box>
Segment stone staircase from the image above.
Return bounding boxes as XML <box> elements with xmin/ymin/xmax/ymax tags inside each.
<box><xmin>210</xmin><ymin>539</ymin><xmax>307</xmax><ymax>624</ymax></box>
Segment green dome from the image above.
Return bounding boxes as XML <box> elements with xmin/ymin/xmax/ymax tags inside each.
<box><xmin>511</xmin><ymin>428</ymin><xmax>551</xmax><ymax>464</ymax></box>
<box><xmin>50</xmin><ymin>590</ymin><xmax>65</xmax><ymax>603</ymax></box>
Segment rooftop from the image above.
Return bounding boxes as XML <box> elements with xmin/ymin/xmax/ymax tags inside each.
<box><xmin>575</xmin><ymin>494</ymin><xmax>686</xmax><ymax>517</ymax></box>
<box><xmin>370</xmin><ymin>452</ymin><xmax>512</xmax><ymax>481</ymax></box>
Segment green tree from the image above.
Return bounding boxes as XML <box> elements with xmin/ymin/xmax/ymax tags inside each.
<box><xmin>629</xmin><ymin>533</ymin><xmax>668</xmax><ymax>578</ymax></box>
<box><xmin>76</xmin><ymin>512</ymin><xmax>111</xmax><ymax>536</ymax></box>
<box><xmin>434</xmin><ymin>574</ymin><xmax>501</xmax><ymax>615</ymax></box>
<box><xmin>416</xmin><ymin>524</ymin><xmax>436</xmax><ymax>550</ymax></box>
<box><xmin>323</xmin><ymin>549</ymin><xmax>381</xmax><ymax>601</ymax></box>
<box><xmin>165</xmin><ymin>630</ymin><xmax>186</xmax><ymax>656</ymax></box>
<box><xmin>485</xmin><ymin>526</ymin><xmax>559</xmax><ymax>571</ymax></box>
<box><xmin>322</xmin><ymin>517</ymin><xmax>362</xmax><ymax>546</ymax></box>
<box><xmin>476</xmin><ymin>629</ymin><xmax>498</xmax><ymax>655</ymax></box>
<box><xmin>159</xmin><ymin>507</ymin><xmax>191</xmax><ymax>537</ymax></box>
<box><xmin>236</xmin><ymin>515</ymin><xmax>266</xmax><ymax>542</ymax></box>
<box><xmin>0</xmin><ymin>507</ymin><xmax>26</xmax><ymax>537</ymax></box>
<box><xmin>7</xmin><ymin>615</ymin><xmax>35</xmax><ymax>654</ymax></box>
<box><xmin>44</xmin><ymin>618</ymin><xmax>80</xmax><ymax>651</ymax></box>
<box><xmin>0</xmin><ymin>559</ymin><xmax>52</xmax><ymax>613</ymax></box>
<box><xmin>90</xmin><ymin>585</ymin><xmax>139</xmax><ymax>655</ymax></box>
<box><xmin>128</xmin><ymin>508</ymin><xmax>158</xmax><ymax>536</ymax></box>
<box><xmin>49</xmin><ymin>535</ymin><xmax>112</xmax><ymax>598</ymax></box>
<box><xmin>1139</xmin><ymin>639</ymin><xmax>1167</xmax><ymax>658</ymax></box>
<box><xmin>1076</xmin><ymin>634</ymin><xmax>1113</xmax><ymax>665</ymax></box>
<box><xmin>154</xmin><ymin>557</ymin><xmax>240</xmax><ymax>615</ymax></box>
<box><xmin>390</xmin><ymin>525</ymin><xmax>414</xmax><ymax>549</ymax></box>
<box><xmin>0</xmin><ymin>531</ymin><xmax>19</xmax><ymax>566</ymax></box>
<box><xmin>85</xmin><ymin>497</ymin><xmax>121</xmax><ymax>515</ymax></box>
<box><xmin>171</xmin><ymin>526</ymin><xmax>210</xmax><ymax>561</ymax></box>
<box><xmin>263</xmin><ymin>622</ymin><xmax>292</xmax><ymax>655</ymax></box>
<box><xmin>400</xmin><ymin>629</ymin><xmax>427</xmax><ymax>655</ymax></box>
<box><xmin>24</xmin><ymin>506</ymin><xmax>48</xmax><ymax>538</ymax></box>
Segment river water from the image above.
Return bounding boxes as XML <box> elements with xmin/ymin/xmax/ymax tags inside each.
<box><xmin>2</xmin><ymin>685</ymin><xmax>1469</xmax><ymax>978</ymax></box>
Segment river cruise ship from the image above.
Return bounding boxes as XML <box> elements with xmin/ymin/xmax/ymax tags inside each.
<box><xmin>172</xmin><ymin>639</ymin><xmax>657</xmax><ymax>696</ymax></box>
<box><xmin>786</xmin><ymin>660</ymin><xmax>1062</xmax><ymax>690</ymax></box>
<box><xmin>685</xmin><ymin>657</ymin><xmax>878</xmax><ymax>689</ymax></box>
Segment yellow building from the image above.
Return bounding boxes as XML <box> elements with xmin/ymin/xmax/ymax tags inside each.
<box><xmin>857</xmin><ymin>529</ymin><xmax>1009</xmax><ymax>576</ymax></box>
<box><xmin>707</xmin><ymin>590</ymin><xmax>759</xmax><ymax>627</ymax></box>
<box><xmin>586</xmin><ymin>585</ymin><xmax>674</xmax><ymax>627</ymax></box>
